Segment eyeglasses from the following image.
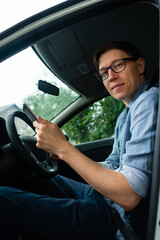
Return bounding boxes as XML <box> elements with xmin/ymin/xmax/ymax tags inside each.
<box><xmin>95</xmin><ymin>57</ymin><xmax>138</xmax><ymax>81</ymax></box>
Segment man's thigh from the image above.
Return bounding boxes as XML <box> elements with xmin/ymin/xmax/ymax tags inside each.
<box><xmin>0</xmin><ymin>184</ymin><xmax>116</xmax><ymax>240</ymax></box>
<box><xmin>24</xmin><ymin>174</ymin><xmax>92</xmax><ymax>199</ymax></box>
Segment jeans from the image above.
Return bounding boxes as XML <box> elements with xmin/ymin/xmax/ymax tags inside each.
<box><xmin>0</xmin><ymin>174</ymin><xmax>117</xmax><ymax>240</ymax></box>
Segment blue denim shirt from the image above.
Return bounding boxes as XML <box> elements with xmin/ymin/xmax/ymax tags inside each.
<box><xmin>100</xmin><ymin>81</ymin><xmax>159</xmax><ymax>239</ymax></box>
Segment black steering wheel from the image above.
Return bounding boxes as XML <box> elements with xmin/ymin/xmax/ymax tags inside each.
<box><xmin>6</xmin><ymin>110</ymin><xmax>58</xmax><ymax>178</ymax></box>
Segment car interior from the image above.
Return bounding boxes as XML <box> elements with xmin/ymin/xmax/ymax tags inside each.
<box><xmin>0</xmin><ymin>0</ymin><xmax>159</xmax><ymax>239</ymax></box>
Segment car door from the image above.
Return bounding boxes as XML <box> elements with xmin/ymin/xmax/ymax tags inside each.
<box><xmin>146</xmin><ymin>16</ymin><xmax>160</xmax><ymax>239</ymax></box>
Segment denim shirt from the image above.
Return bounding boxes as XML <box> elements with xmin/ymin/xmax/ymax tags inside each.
<box><xmin>99</xmin><ymin>81</ymin><xmax>159</xmax><ymax>239</ymax></box>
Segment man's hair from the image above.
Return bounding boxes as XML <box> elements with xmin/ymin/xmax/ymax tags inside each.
<box><xmin>93</xmin><ymin>41</ymin><xmax>143</xmax><ymax>70</ymax></box>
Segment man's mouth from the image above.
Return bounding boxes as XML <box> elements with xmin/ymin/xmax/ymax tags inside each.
<box><xmin>112</xmin><ymin>83</ymin><xmax>125</xmax><ymax>90</ymax></box>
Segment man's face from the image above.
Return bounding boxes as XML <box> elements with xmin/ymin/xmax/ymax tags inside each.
<box><xmin>98</xmin><ymin>49</ymin><xmax>145</xmax><ymax>106</ymax></box>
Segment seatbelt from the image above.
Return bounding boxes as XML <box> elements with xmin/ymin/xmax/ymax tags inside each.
<box><xmin>110</xmin><ymin>207</ymin><xmax>142</xmax><ymax>240</ymax></box>
<box><xmin>146</xmin><ymin>67</ymin><xmax>159</xmax><ymax>90</ymax></box>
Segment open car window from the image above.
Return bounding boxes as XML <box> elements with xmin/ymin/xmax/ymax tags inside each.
<box><xmin>62</xmin><ymin>96</ymin><xmax>125</xmax><ymax>144</ymax></box>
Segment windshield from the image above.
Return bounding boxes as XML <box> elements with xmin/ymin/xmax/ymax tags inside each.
<box><xmin>0</xmin><ymin>47</ymin><xmax>79</xmax><ymax>135</ymax></box>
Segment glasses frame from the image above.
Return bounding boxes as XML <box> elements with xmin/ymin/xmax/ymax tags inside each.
<box><xmin>95</xmin><ymin>57</ymin><xmax>138</xmax><ymax>81</ymax></box>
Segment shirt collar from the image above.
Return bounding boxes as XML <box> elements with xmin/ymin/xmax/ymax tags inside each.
<box><xmin>128</xmin><ymin>80</ymin><xmax>149</xmax><ymax>108</ymax></box>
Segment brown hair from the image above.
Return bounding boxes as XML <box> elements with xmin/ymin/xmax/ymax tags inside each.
<box><xmin>94</xmin><ymin>41</ymin><xmax>143</xmax><ymax>70</ymax></box>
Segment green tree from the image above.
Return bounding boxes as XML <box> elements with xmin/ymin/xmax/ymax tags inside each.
<box><xmin>62</xmin><ymin>96</ymin><xmax>124</xmax><ymax>144</ymax></box>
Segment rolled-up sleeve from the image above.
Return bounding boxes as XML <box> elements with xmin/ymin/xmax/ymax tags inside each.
<box><xmin>120</xmin><ymin>165</ymin><xmax>151</xmax><ymax>197</ymax></box>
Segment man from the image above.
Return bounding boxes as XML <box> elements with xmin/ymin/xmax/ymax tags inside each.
<box><xmin>0</xmin><ymin>41</ymin><xmax>158</xmax><ymax>240</ymax></box>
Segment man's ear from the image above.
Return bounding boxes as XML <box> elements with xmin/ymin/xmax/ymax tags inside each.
<box><xmin>137</xmin><ymin>57</ymin><xmax>145</xmax><ymax>74</ymax></box>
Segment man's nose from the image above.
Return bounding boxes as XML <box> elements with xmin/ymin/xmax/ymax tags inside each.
<box><xmin>108</xmin><ymin>68</ymin><xmax>117</xmax><ymax>81</ymax></box>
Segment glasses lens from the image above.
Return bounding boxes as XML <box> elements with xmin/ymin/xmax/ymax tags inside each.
<box><xmin>112</xmin><ymin>59</ymin><xmax>125</xmax><ymax>73</ymax></box>
<box><xmin>98</xmin><ymin>69</ymin><xmax>108</xmax><ymax>81</ymax></box>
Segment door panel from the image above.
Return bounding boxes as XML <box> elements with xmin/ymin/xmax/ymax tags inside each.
<box><xmin>59</xmin><ymin>137</ymin><xmax>114</xmax><ymax>183</ymax></box>
<box><xmin>75</xmin><ymin>137</ymin><xmax>114</xmax><ymax>162</ymax></box>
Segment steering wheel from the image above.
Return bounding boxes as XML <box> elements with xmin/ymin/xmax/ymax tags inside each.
<box><xmin>6</xmin><ymin>110</ymin><xmax>58</xmax><ymax>178</ymax></box>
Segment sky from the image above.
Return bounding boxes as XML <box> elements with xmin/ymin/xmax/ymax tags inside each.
<box><xmin>0</xmin><ymin>0</ymin><xmax>67</xmax><ymax>107</ymax></box>
<box><xmin>0</xmin><ymin>0</ymin><xmax>66</xmax><ymax>32</ymax></box>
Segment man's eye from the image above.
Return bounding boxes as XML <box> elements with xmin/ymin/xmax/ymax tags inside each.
<box><xmin>101</xmin><ymin>70</ymin><xmax>108</xmax><ymax>78</ymax></box>
<box><xmin>113</xmin><ymin>61</ymin><xmax>124</xmax><ymax>70</ymax></box>
<box><xmin>117</xmin><ymin>63</ymin><xmax>123</xmax><ymax>68</ymax></box>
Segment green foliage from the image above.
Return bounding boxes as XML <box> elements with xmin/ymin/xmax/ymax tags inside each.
<box><xmin>62</xmin><ymin>96</ymin><xmax>124</xmax><ymax>144</ymax></box>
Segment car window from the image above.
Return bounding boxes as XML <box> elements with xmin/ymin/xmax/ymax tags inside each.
<box><xmin>62</xmin><ymin>96</ymin><xmax>125</xmax><ymax>144</ymax></box>
<box><xmin>0</xmin><ymin>47</ymin><xmax>79</xmax><ymax>136</ymax></box>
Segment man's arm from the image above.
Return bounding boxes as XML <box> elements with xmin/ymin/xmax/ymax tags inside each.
<box><xmin>34</xmin><ymin>116</ymin><xmax>142</xmax><ymax>212</ymax></box>
<box><xmin>60</xmin><ymin>140</ymin><xmax>142</xmax><ymax>211</ymax></box>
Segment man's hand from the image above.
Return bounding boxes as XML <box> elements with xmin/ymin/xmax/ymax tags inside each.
<box><xmin>33</xmin><ymin>116</ymin><xmax>68</xmax><ymax>159</ymax></box>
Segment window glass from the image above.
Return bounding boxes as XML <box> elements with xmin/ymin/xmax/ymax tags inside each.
<box><xmin>0</xmin><ymin>47</ymin><xmax>79</xmax><ymax>136</ymax></box>
<box><xmin>62</xmin><ymin>96</ymin><xmax>125</xmax><ymax>144</ymax></box>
